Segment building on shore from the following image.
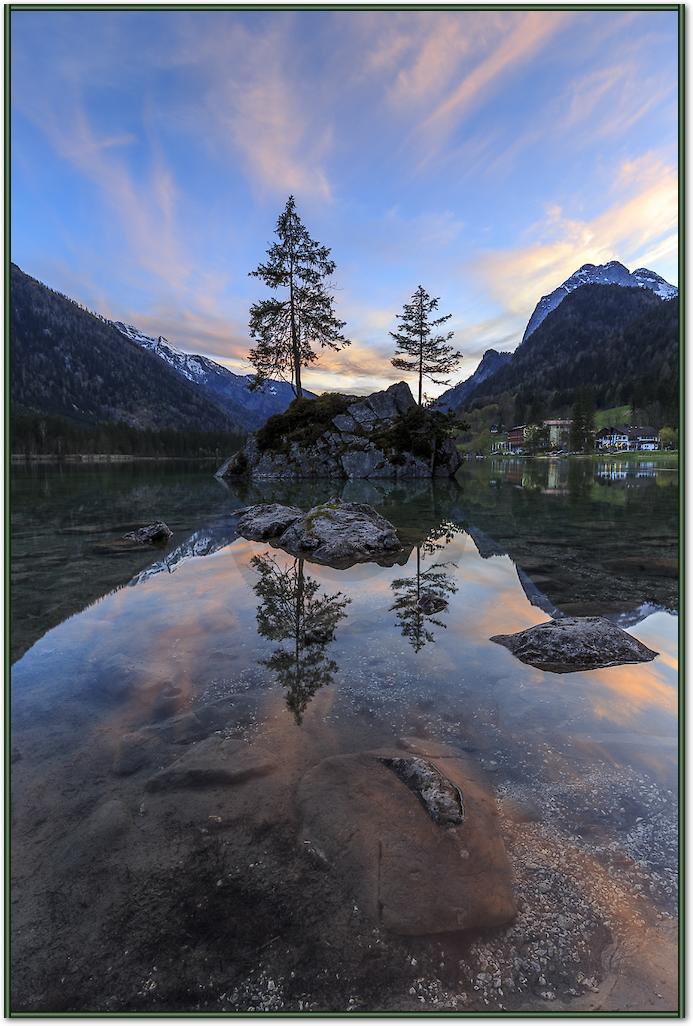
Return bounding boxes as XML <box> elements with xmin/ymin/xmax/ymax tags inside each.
<box><xmin>595</xmin><ymin>426</ymin><xmax>658</xmax><ymax>451</ymax></box>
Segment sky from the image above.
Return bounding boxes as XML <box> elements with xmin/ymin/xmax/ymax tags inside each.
<box><xmin>11</xmin><ymin>8</ymin><xmax>679</xmax><ymax>397</ymax></box>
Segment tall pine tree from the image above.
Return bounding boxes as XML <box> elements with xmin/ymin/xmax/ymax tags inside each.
<box><xmin>248</xmin><ymin>196</ymin><xmax>349</xmax><ymax>398</ymax></box>
<box><xmin>390</xmin><ymin>286</ymin><xmax>462</xmax><ymax>406</ymax></box>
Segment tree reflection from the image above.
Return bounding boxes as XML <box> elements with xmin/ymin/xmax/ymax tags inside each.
<box><xmin>390</xmin><ymin>523</ymin><xmax>459</xmax><ymax>653</ymax></box>
<box><xmin>251</xmin><ymin>553</ymin><xmax>350</xmax><ymax>724</ymax></box>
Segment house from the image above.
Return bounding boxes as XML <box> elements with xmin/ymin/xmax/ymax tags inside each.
<box><xmin>596</xmin><ymin>426</ymin><xmax>630</xmax><ymax>450</ymax></box>
<box><xmin>491</xmin><ymin>424</ymin><xmax>526</xmax><ymax>454</ymax></box>
<box><xmin>631</xmin><ymin>426</ymin><xmax>658</xmax><ymax>450</ymax></box>
<box><xmin>506</xmin><ymin>425</ymin><xmax>526</xmax><ymax>451</ymax></box>
<box><xmin>596</xmin><ymin>425</ymin><xmax>659</xmax><ymax>451</ymax></box>
<box><xmin>542</xmin><ymin>419</ymin><xmax>572</xmax><ymax>448</ymax></box>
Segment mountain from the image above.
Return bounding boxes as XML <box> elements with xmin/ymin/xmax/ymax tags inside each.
<box><xmin>467</xmin><ymin>283</ymin><xmax>678</xmax><ymax>420</ymax></box>
<box><xmin>10</xmin><ymin>263</ymin><xmax>242</xmax><ymax>435</ymax></box>
<box><xmin>113</xmin><ymin>322</ymin><xmax>311</xmax><ymax>430</ymax></box>
<box><xmin>435</xmin><ymin>349</ymin><xmax>512</xmax><ymax>414</ymax></box>
<box><xmin>523</xmin><ymin>261</ymin><xmax>677</xmax><ymax>341</ymax></box>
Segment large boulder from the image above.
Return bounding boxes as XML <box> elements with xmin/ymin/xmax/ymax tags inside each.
<box><xmin>235</xmin><ymin>498</ymin><xmax>403</xmax><ymax>567</ymax></box>
<box><xmin>297</xmin><ymin>740</ymin><xmax>516</xmax><ymax>935</ymax></box>
<box><xmin>216</xmin><ymin>382</ymin><xmax>463</xmax><ymax>481</ymax></box>
<box><xmin>490</xmin><ymin>615</ymin><xmax>658</xmax><ymax>673</ymax></box>
<box><xmin>235</xmin><ymin>503</ymin><xmax>303</xmax><ymax>540</ymax></box>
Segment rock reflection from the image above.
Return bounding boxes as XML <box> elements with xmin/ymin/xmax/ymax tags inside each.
<box><xmin>251</xmin><ymin>553</ymin><xmax>350</xmax><ymax>723</ymax></box>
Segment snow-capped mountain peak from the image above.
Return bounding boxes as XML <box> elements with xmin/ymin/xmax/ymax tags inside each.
<box><xmin>523</xmin><ymin>261</ymin><xmax>677</xmax><ymax>341</ymax></box>
<box><xmin>112</xmin><ymin>320</ymin><xmax>310</xmax><ymax>430</ymax></box>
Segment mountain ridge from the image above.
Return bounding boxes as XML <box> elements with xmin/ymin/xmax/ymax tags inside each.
<box><xmin>523</xmin><ymin>260</ymin><xmax>677</xmax><ymax>341</ymax></box>
<box><xmin>112</xmin><ymin>321</ymin><xmax>312</xmax><ymax>429</ymax></box>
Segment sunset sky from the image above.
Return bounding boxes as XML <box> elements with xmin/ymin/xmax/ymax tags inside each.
<box><xmin>11</xmin><ymin>8</ymin><xmax>679</xmax><ymax>396</ymax></box>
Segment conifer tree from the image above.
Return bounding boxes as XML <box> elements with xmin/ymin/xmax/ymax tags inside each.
<box><xmin>248</xmin><ymin>196</ymin><xmax>349</xmax><ymax>398</ymax></box>
<box><xmin>569</xmin><ymin>387</ymin><xmax>596</xmax><ymax>453</ymax></box>
<box><xmin>390</xmin><ymin>286</ymin><xmax>462</xmax><ymax>405</ymax></box>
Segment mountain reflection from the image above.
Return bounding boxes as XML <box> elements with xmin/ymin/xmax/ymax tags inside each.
<box><xmin>251</xmin><ymin>553</ymin><xmax>350</xmax><ymax>723</ymax></box>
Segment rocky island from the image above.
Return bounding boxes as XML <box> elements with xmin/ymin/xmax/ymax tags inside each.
<box><xmin>216</xmin><ymin>382</ymin><xmax>464</xmax><ymax>481</ymax></box>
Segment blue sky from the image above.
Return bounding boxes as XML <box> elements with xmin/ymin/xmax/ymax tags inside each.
<box><xmin>11</xmin><ymin>9</ymin><xmax>678</xmax><ymax>395</ymax></box>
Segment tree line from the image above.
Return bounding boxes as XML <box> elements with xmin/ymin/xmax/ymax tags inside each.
<box><xmin>11</xmin><ymin>412</ymin><xmax>244</xmax><ymax>459</ymax></box>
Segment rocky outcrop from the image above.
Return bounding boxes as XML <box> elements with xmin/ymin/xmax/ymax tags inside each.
<box><xmin>235</xmin><ymin>498</ymin><xmax>403</xmax><ymax>567</ymax></box>
<box><xmin>217</xmin><ymin>382</ymin><xmax>463</xmax><ymax>480</ymax></box>
<box><xmin>490</xmin><ymin>615</ymin><xmax>658</xmax><ymax>673</ymax></box>
<box><xmin>297</xmin><ymin>739</ymin><xmax>516</xmax><ymax>935</ymax></box>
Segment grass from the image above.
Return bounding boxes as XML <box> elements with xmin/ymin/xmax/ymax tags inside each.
<box><xmin>572</xmin><ymin>449</ymin><xmax>678</xmax><ymax>462</ymax></box>
<box><xmin>593</xmin><ymin>405</ymin><xmax>632</xmax><ymax>429</ymax></box>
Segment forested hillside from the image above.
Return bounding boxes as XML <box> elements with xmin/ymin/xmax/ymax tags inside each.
<box><xmin>10</xmin><ymin>263</ymin><xmax>244</xmax><ymax>439</ymax></box>
<box><xmin>467</xmin><ymin>284</ymin><xmax>678</xmax><ymax>426</ymax></box>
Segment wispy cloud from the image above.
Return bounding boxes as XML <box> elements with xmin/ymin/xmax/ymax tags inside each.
<box><xmin>473</xmin><ymin>152</ymin><xmax>678</xmax><ymax>322</ymax></box>
<box><xmin>420</xmin><ymin>12</ymin><xmax>572</xmax><ymax>149</ymax></box>
<box><xmin>173</xmin><ymin>17</ymin><xmax>334</xmax><ymax>200</ymax></box>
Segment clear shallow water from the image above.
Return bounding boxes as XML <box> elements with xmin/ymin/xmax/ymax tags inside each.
<box><xmin>10</xmin><ymin>458</ymin><xmax>679</xmax><ymax>1012</ymax></box>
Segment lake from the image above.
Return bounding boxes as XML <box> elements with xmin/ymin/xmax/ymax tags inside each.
<box><xmin>10</xmin><ymin>456</ymin><xmax>679</xmax><ymax>1012</ymax></box>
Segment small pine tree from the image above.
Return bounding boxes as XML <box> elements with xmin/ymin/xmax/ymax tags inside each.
<box><xmin>390</xmin><ymin>286</ymin><xmax>462</xmax><ymax>406</ymax></box>
<box><xmin>248</xmin><ymin>196</ymin><xmax>349</xmax><ymax>398</ymax></box>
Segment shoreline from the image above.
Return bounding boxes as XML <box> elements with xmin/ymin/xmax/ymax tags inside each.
<box><xmin>10</xmin><ymin>453</ymin><xmax>222</xmax><ymax>464</ymax></box>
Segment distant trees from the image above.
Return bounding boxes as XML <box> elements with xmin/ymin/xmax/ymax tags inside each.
<box><xmin>523</xmin><ymin>423</ymin><xmax>550</xmax><ymax>454</ymax></box>
<box><xmin>390</xmin><ymin>286</ymin><xmax>462</xmax><ymax>406</ymax></box>
<box><xmin>659</xmin><ymin>426</ymin><xmax>677</xmax><ymax>450</ymax></box>
<box><xmin>248</xmin><ymin>196</ymin><xmax>350</xmax><ymax>398</ymax></box>
<box><xmin>569</xmin><ymin>388</ymin><xmax>595</xmax><ymax>453</ymax></box>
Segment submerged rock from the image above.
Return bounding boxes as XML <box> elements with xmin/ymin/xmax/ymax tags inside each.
<box><xmin>297</xmin><ymin>743</ymin><xmax>516</xmax><ymax>935</ymax></box>
<box><xmin>490</xmin><ymin>615</ymin><xmax>658</xmax><ymax>673</ymax></box>
<box><xmin>122</xmin><ymin>521</ymin><xmax>172</xmax><ymax>545</ymax></box>
<box><xmin>379</xmin><ymin>756</ymin><xmax>464</xmax><ymax>826</ymax></box>
<box><xmin>144</xmin><ymin>736</ymin><xmax>275</xmax><ymax>791</ymax></box>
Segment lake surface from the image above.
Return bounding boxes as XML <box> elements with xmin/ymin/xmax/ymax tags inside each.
<box><xmin>10</xmin><ymin>457</ymin><xmax>679</xmax><ymax>1012</ymax></box>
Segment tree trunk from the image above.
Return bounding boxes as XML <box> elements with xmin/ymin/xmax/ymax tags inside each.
<box><xmin>418</xmin><ymin>318</ymin><xmax>424</xmax><ymax>406</ymax></box>
<box><xmin>289</xmin><ymin>266</ymin><xmax>303</xmax><ymax>399</ymax></box>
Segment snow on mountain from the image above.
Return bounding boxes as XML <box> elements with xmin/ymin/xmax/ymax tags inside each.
<box><xmin>523</xmin><ymin>261</ymin><xmax>677</xmax><ymax>341</ymax></box>
<box><xmin>112</xmin><ymin>321</ymin><xmax>306</xmax><ymax>429</ymax></box>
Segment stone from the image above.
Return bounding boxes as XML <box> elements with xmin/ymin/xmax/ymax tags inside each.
<box><xmin>275</xmin><ymin>498</ymin><xmax>402</xmax><ymax>566</ymax></box>
<box><xmin>340</xmin><ymin>449</ymin><xmax>389</xmax><ymax>479</ymax></box>
<box><xmin>122</xmin><ymin>521</ymin><xmax>172</xmax><ymax>545</ymax></box>
<box><xmin>235</xmin><ymin>503</ymin><xmax>303</xmax><ymax>540</ymax></box>
<box><xmin>297</xmin><ymin>743</ymin><xmax>516</xmax><ymax>935</ymax></box>
<box><xmin>144</xmin><ymin>736</ymin><xmax>276</xmax><ymax>792</ymax></box>
<box><xmin>378</xmin><ymin>756</ymin><xmax>464</xmax><ymax>825</ymax></box>
<box><xmin>87</xmin><ymin>798</ymin><xmax>132</xmax><ymax>845</ymax></box>
<box><xmin>332</xmin><ymin>413</ymin><xmax>358</xmax><ymax>433</ymax></box>
<box><xmin>112</xmin><ymin>731</ymin><xmax>156</xmax><ymax>776</ymax></box>
<box><xmin>215</xmin><ymin>381</ymin><xmax>463</xmax><ymax>481</ymax></box>
<box><xmin>490</xmin><ymin>616</ymin><xmax>658</xmax><ymax>673</ymax></box>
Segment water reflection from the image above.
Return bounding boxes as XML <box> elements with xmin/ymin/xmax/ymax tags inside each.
<box><xmin>389</xmin><ymin>522</ymin><xmax>459</xmax><ymax>653</ymax></box>
<box><xmin>10</xmin><ymin>459</ymin><xmax>679</xmax><ymax>1012</ymax></box>
<box><xmin>251</xmin><ymin>553</ymin><xmax>350</xmax><ymax>723</ymax></box>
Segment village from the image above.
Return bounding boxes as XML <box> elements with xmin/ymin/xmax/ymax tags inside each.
<box><xmin>490</xmin><ymin>419</ymin><xmax>670</xmax><ymax>456</ymax></box>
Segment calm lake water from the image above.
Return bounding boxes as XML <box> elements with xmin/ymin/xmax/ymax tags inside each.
<box><xmin>10</xmin><ymin>457</ymin><xmax>679</xmax><ymax>1013</ymax></box>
